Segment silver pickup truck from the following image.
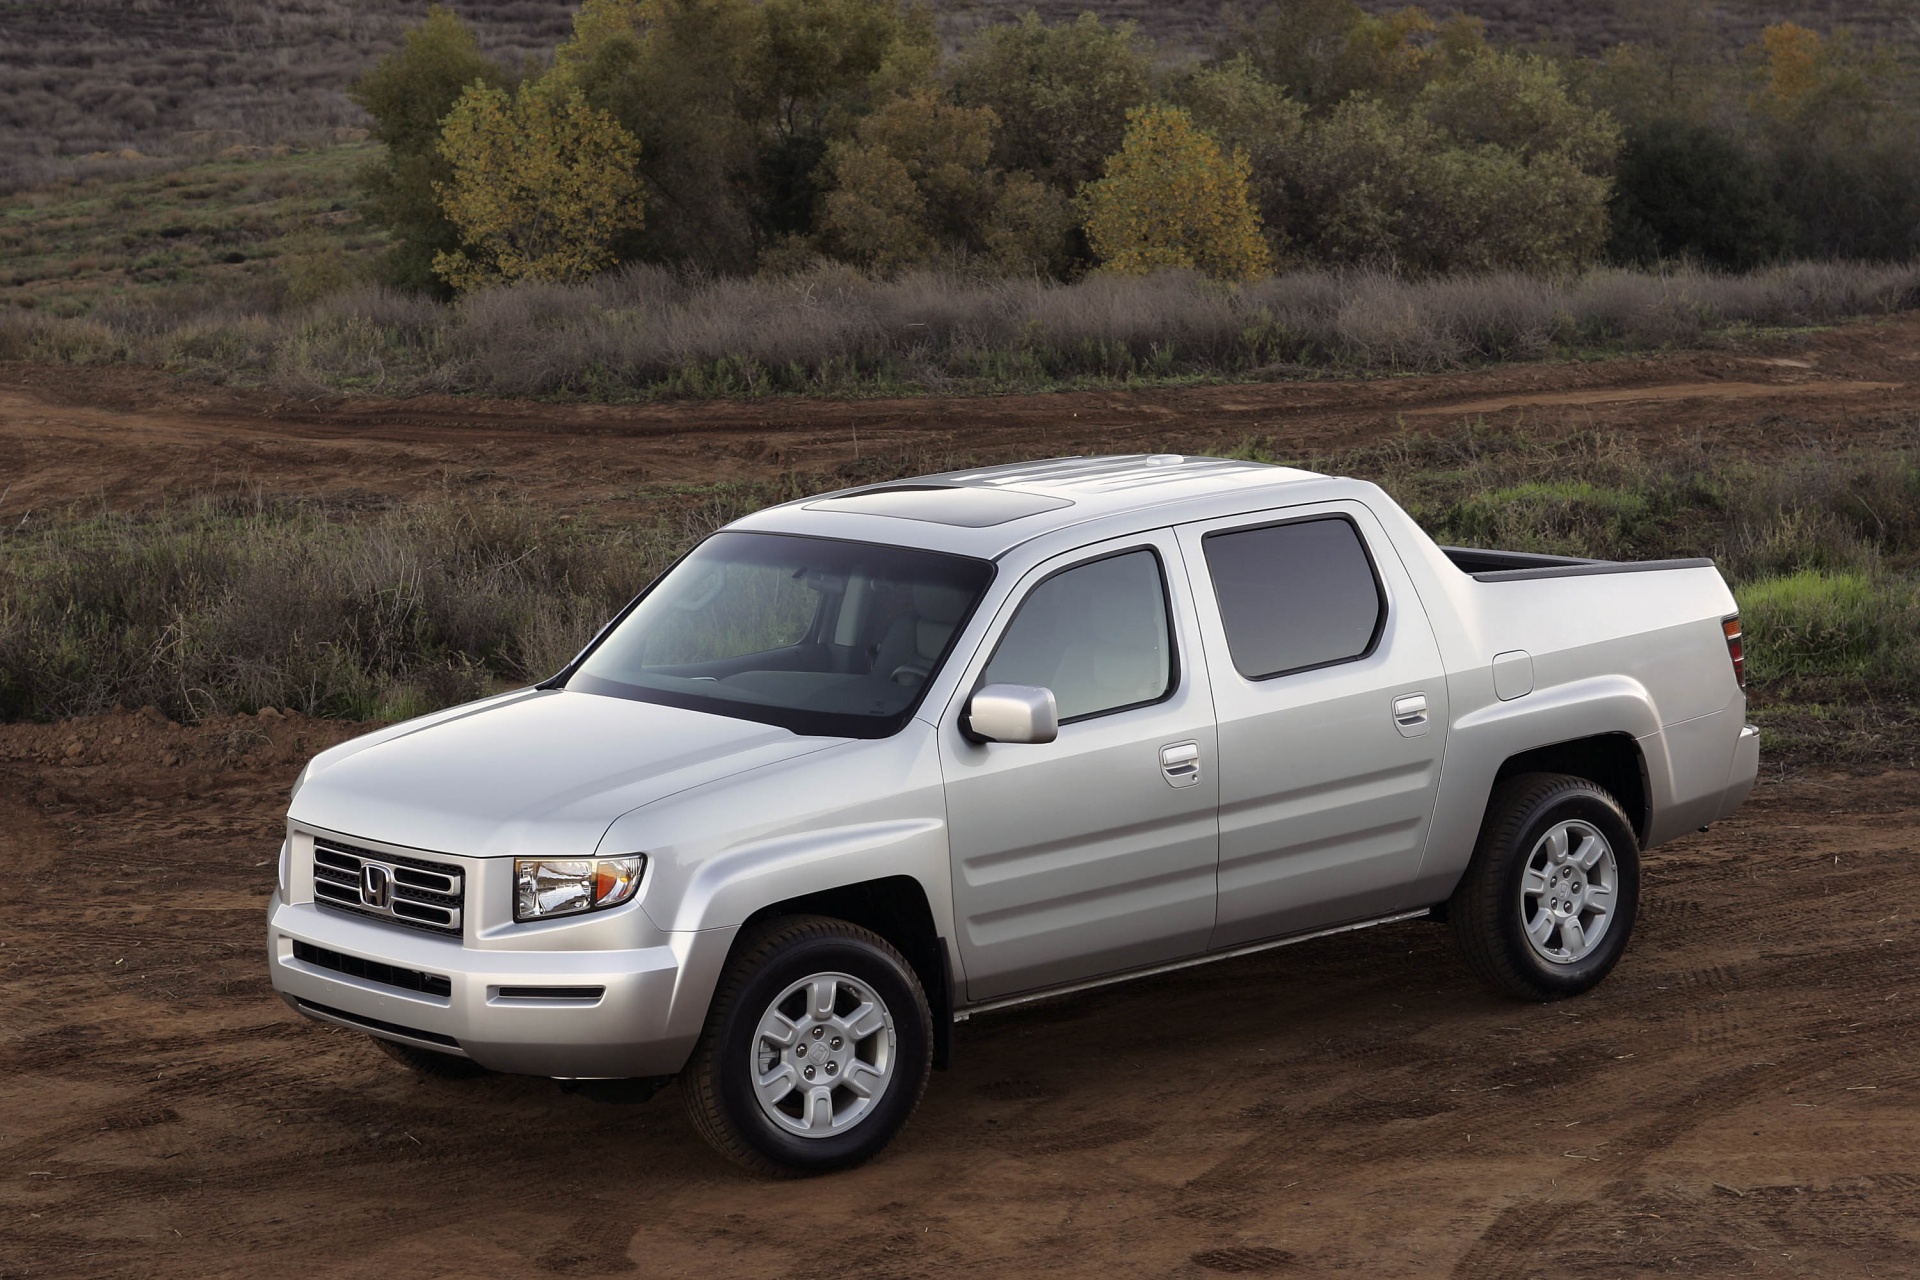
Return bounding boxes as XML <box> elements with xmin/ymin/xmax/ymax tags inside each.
<box><xmin>268</xmin><ymin>454</ymin><xmax>1758</xmax><ymax>1174</ymax></box>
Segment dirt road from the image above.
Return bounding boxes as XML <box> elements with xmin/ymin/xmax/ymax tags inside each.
<box><xmin>4</xmin><ymin>314</ymin><xmax>1920</xmax><ymax>522</ymax></box>
<box><xmin>1</xmin><ymin>716</ymin><xmax>1917</xmax><ymax>1279</ymax></box>
<box><xmin>3</xmin><ymin>328</ymin><xmax>1920</xmax><ymax>1277</ymax></box>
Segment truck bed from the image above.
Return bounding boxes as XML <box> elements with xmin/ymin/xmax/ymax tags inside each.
<box><xmin>1442</xmin><ymin>546</ymin><xmax>1716</xmax><ymax>583</ymax></box>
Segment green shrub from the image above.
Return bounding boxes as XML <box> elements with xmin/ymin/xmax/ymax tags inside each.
<box><xmin>1431</xmin><ymin>480</ymin><xmax>1656</xmax><ymax>557</ymax></box>
<box><xmin>351</xmin><ymin>6</ymin><xmax>510</xmax><ymax>292</ymax></box>
<box><xmin>1738</xmin><ymin>571</ymin><xmax>1920</xmax><ymax>692</ymax></box>
<box><xmin>949</xmin><ymin>11</ymin><xmax>1152</xmax><ymax>201</ymax></box>
<box><xmin>1608</xmin><ymin>118</ymin><xmax>1790</xmax><ymax>268</ymax></box>
<box><xmin>1173</xmin><ymin>58</ymin><xmax>1305</xmax><ymax>258</ymax></box>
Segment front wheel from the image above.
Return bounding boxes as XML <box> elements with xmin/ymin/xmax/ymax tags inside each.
<box><xmin>683</xmin><ymin>915</ymin><xmax>933</xmax><ymax>1176</ymax></box>
<box><xmin>1450</xmin><ymin>772</ymin><xmax>1641</xmax><ymax>1002</ymax></box>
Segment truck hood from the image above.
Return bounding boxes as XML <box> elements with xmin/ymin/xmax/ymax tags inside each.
<box><xmin>288</xmin><ymin>688</ymin><xmax>840</xmax><ymax>858</ymax></box>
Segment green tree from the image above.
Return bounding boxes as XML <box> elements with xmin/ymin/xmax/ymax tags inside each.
<box><xmin>1082</xmin><ymin>104</ymin><xmax>1270</xmax><ymax>281</ymax></box>
<box><xmin>1413</xmin><ymin>143</ymin><xmax>1611</xmax><ymax>273</ymax></box>
<box><xmin>433</xmin><ymin>77</ymin><xmax>645</xmax><ymax>290</ymax></box>
<box><xmin>822</xmin><ymin>90</ymin><xmax>996</xmax><ymax>269</ymax></box>
<box><xmin>1410</xmin><ymin>49</ymin><xmax>1619</xmax><ymax>271</ymax></box>
<box><xmin>559</xmin><ymin>0</ymin><xmax>933</xmax><ymax>266</ymax></box>
<box><xmin>950</xmin><ymin>12</ymin><xmax>1152</xmax><ymax>196</ymax></box>
<box><xmin>1747</xmin><ymin>23</ymin><xmax>1920</xmax><ymax>260</ymax></box>
<box><xmin>562</xmin><ymin>0</ymin><xmax>761</xmax><ymax>271</ymax></box>
<box><xmin>1227</xmin><ymin>0</ymin><xmax>1362</xmax><ymax>111</ymax></box>
<box><xmin>1273</xmin><ymin>50</ymin><xmax>1619</xmax><ymax>274</ymax></box>
<box><xmin>351</xmin><ymin>6</ymin><xmax>509</xmax><ymax>291</ymax></box>
<box><xmin>1283</xmin><ymin>95</ymin><xmax>1430</xmax><ymax>267</ymax></box>
<box><xmin>1176</xmin><ymin>57</ymin><xmax>1306</xmax><ymax>257</ymax></box>
<box><xmin>1227</xmin><ymin>0</ymin><xmax>1483</xmax><ymax>114</ymax></box>
<box><xmin>1608</xmin><ymin>118</ymin><xmax>1789</xmax><ymax>268</ymax></box>
<box><xmin>745</xmin><ymin>0</ymin><xmax>938</xmax><ymax>240</ymax></box>
<box><xmin>1417</xmin><ymin>47</ymin><xmax>1618</xmax><ymax>170</ymax></box>
<box><xmin>820</xmin><ymin>90</ymin><xmax>1076</xmax><ymax>273</ymax></box>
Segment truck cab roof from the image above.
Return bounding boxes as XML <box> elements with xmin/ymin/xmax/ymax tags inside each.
<box><xmin>732</xmin><ymin>454</ymin><xmax>1329</xmax><ymax>560</ymax></box>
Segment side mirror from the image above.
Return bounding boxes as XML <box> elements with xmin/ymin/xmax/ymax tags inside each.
<box><xmin>966</xmin><ymin>683</ymin><xmax>1059</xmax><ymax>744</ymax></box>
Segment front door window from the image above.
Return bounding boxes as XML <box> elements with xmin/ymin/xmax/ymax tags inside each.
<box><xmin>982</xmin><ymin>550</ymin><xmax>1172</xmax><ymax>721</ymax></box>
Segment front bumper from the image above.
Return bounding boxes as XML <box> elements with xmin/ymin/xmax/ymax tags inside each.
<box><xmin>268</xmin><ymin>895</ymin><xmax>722</xmax><ymax>1077</ymax></box>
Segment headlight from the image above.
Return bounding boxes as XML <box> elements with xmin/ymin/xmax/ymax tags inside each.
<box><xmin>276</xmin><ymin>839</ymin><xmax>291</xmax><ymax>899</ymax></box>
<box><xmin>514</xmin><ymin>856</ymin><xmax>645</xmax><ymax>922</ymax></box>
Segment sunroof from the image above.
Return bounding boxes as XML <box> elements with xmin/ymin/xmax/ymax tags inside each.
<box><xmin>807</xmin><ymin>485</ymin><xmax>1074</xmax><ymax>528</ymax></box>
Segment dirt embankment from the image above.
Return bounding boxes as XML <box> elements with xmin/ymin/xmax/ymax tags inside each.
<box><xmin>4</xmin><ymin>314</ymin><xmax>1920</xmax><ymax>523</ymax></box>
<box><xmin>2</xmin><ymin>717</ymin><xmax>1918</xmax><ymax>1278</ymax></box>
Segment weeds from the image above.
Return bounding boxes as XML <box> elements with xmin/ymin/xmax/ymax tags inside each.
<box><xmin>0</xmin><ymin>487</ymin><xmax>785</xmax><ymax>723</ymax></box>
<box><xmin>6</xmin><ymin>259</ymin><xmax>1917</xmax><ymax>399</ymax></box>
<box><xmin>7</xmin><ymin>438</ymin><xmax>1920</xmax><ymax>761</ymax></box>
<box><xmin>1239</xmin><ymin>430</ymin><xmax>1920</xmax><ymax>754</ymax></box>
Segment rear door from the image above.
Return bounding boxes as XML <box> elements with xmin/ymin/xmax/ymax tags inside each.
<box><xmin>1174</xmin><ymin>502</ymin><xmax>1448</xmax><ymax>948</ymax></box>
<box><xmin>938</xmin><ymin>530</ymin><xmax>1219</xmax><ymax>1001</ymax></box>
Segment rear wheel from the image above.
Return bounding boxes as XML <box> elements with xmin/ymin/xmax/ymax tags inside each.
<box><xmin>1450</xmin><ymin>772</ymin><xmax>1641</xmax><ymax>1001</ymax></box>
<box><xmin>370</xmin><ymin>1036</ymin><xmax>489</xmax><ymax>1079</ymax></box>
<box><xmin>684</xmin><ymin>915</ymin><xmax>932</xmax><ymax>1176</ymax></box>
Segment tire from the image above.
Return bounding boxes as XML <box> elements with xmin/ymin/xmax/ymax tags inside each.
<box><xmin>684</xmin><ymin>915</ymin><xmax>933</xmax><ymax>1177</ymax></box>
<box><xmin>370</xmin><ymin>1035</ymin><xmax>490</xmax><ymax>1079</ymax></box>
<box><xmin>1449</xmin><ymin>772</ymin><xmax>1641</xmax><ymax>1002</ymax></box>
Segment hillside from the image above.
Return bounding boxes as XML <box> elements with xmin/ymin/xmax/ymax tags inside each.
<box><xmin>0</xmin><ymin>0</ymin><xmax>571</xmax><ymax>190</ymax></box>
<box><xmin>4</xmin><ymin>0</ymin><xmax>1914</xmax><ymax>190</ymax></box>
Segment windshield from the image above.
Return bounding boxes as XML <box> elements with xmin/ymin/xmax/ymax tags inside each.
<box><xmin>566</xmin><ymin>531</ymin><xmax>995</xmax><ymax>738</ymax></box>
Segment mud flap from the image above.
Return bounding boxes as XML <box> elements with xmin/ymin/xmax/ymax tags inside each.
<box><xmin>932</xmin><ymin>937</ymin><xmax>955</xmax><ymax>1072</ymax></box>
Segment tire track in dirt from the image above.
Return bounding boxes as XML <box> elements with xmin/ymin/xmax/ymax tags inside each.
<box><xmin>6</xmin><ymin>713</ymin><xmax>1920</xmax><ymax>1277</ymax></box>
<box><xmin>5</xmin><ymin>314</ymin><xmax>1920</xmax><ymax>523</ymax></box>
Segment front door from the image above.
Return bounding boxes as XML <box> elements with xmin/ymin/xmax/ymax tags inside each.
<box><xmin>1175</xmin><ymin>502</ymin><xmax>1449</xmax><ymax>948</ymax></box>
<box><xmin>939</xmin><ymin>532</ymin><xmax>1220</xmax><ymax>1001</ymax></box>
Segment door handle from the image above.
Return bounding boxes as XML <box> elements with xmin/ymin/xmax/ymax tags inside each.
<box><xmin>1392</xmin><ymin>693</ymin><xmax>1429</xmax><ymax>737</ymax></box>
<box><xmin>1160</xmin><ymin>741</ymin><xmax>1202</xmax><ymax>788</ymax></box>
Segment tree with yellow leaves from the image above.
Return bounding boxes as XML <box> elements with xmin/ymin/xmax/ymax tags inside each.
<box><xmin>1081</xmin><ymin>104</ymin><xmax>1270</xmax><ymax>281</ymax></box>
<box><xmin>433</xmin><ymin>75</ymin><xmax>645</xmax><ymax>290</ymax></box>
<box><xmin>1761</xmin><ymin>22</ymin><xmax>1824</xmax><ymax>107</ymax></box>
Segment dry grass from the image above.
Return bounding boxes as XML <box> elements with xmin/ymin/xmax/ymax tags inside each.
<box><xmin>6</xmin><ymin>259</ymin><xmax>1913</xmax><ymax>398</ymax></box>
<box><xmin>0</xmin><ymin>483</ymin><xmax>794</xmax><ymax>723</ymax></box>
<box><xmin>8</xmin><ymin>435</ymin><xmax>1920</xmax><ymax>755</ymax></box>
<box><xmin>0</xmin><ymin>146</ymin><xmax>381</xmax><ymax>319</ymax></box>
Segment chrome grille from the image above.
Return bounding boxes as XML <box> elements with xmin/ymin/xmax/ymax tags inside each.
<box><xmin>311</xmin><ymin>837</ymin><xmax>464</xmax><ymax>936</ymax></box>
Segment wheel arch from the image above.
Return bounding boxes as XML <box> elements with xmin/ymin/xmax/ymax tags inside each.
<box><xmin>1490</xmin><ymin>732</ymin><xmax>1649</xmax><ymax>843</ymax></box>
<box><xmin>736</xmin><ymin>875</ymin><xmax>955</xmax><ymax>1071</ymax></box>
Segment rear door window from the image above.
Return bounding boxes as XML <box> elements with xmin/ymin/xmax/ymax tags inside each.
<box><xmin>1201</xmin><ymin>516</ymin><xmax>1384</xmax><ymax>680</ymax></box>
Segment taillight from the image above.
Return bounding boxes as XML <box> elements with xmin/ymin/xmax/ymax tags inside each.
<box><xmin>1723</xmin><ymin>615</ymin><xmax>1745</xmax><ymax>687</ymax></box>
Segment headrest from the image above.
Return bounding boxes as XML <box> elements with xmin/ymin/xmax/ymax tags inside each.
<box><xmin>1089</xmin><ymin>588</ymin><xmax>1160</xmax><ymax>641</ymax></box>
<box><xmin>913</xmin><ymin>583</ymin><xmax>972</xmax><ymax>624</ymax></box>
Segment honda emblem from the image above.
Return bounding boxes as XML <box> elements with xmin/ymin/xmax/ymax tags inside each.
<box><xmin>359</xmin><ymin>862</ymin><xmax>393</xmax><ymax>909</ymax></box>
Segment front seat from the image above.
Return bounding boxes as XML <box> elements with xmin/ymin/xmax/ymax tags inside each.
<box><xmin>873</xmin><ymin>583</ymin><xmax>973</xmax><ymax>685</ymax></box>
<box><xmin>1051</xmin><ymin>581</ymin><xmax>1167</xmax><ymax>718</ymax></box>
